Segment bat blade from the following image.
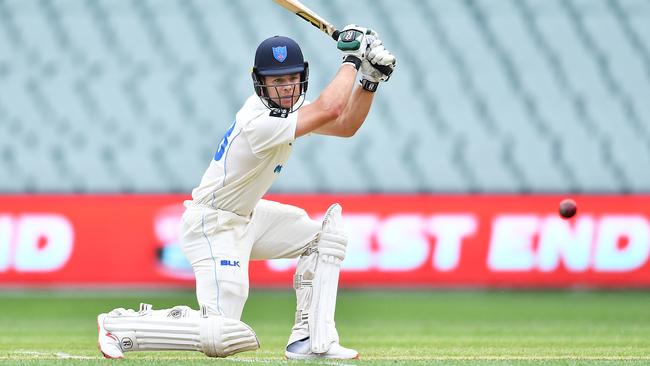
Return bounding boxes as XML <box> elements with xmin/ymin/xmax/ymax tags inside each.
<box><xmin>272</xmin><ymin>0</ymin><xmax>339</xmax><ymax>40</ymax></box>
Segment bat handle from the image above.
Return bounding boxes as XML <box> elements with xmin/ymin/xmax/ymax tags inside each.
<box><xmin>331</xmin><ymin>30</ymin><xmax>340</xmax><ymax>41</ymax></box>
<box><xmin>372</xmin><ymin>63</ymin><xmax>393</xmax><ymax>77</ymax></box>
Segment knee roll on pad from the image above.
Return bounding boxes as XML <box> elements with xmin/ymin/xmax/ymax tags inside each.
<box><xmin>318</xmin><ymin>231</ymin><xmax>347</xmax><ymax>260</ymax></box>
<box><xmin>316</xmin><ymin>202</ymin><xmax>348</xmax><ymax>260</ymax></box>
<box><xmin>200</xmin><ymin>316</ymin><xmax>260</xmax><ymax>357</ymax></box>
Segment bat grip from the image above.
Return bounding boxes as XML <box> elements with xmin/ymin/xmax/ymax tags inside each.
<box><xmin>332</xmin><ymin>28</ymin><xmax>393</xmax><ymax>77</ymax></box>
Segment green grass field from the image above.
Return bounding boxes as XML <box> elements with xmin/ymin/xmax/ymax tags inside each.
<box><xmin>0</xmin><ymin>290</ymin><xmax>648</xmax><ymax>365</ymax></box>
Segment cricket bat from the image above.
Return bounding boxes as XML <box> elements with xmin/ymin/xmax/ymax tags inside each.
<box><xmin>272</xmin><ymin>0</ymin><xmax>393</xmax><ymax>76</ymax></box>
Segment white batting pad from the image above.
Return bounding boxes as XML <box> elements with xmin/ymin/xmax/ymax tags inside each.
<box><xmin>309</xmin><ymin>204</ymin><xmax>347</xmax><ymax>353</ymax></box>
<box><xmin>100</xmin><ymin>304</ymin><xmax>259</xmax><ymax>358</ymax></box>
<box><xmin>102</xmin><ymin>306</ymin><xmax>202</xmax><ymax>353</ymax></box>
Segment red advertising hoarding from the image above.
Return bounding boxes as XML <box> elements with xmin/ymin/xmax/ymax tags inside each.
<box><xmin>0</xmin><ymin>194</ymin><xmax>649</xmax><ymax>288</ymax></box>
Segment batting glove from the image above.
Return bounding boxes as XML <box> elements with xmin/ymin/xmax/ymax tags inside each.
<box><xmin>337</xmin><ymin>24</ymin><xmax>371</xmax><ymax>70</ymax></box>
<box><xmin>360</xmin><ymin>38</ymin><xmax>396</xmax><ymax>92</ymax></box>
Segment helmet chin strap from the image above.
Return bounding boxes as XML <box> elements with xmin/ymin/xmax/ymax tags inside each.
<box><xmin>266</xmin><ymin>97</ymin><xmax>284</xmax><ymax>110</ymax></box>
<box><xmin>258</xmin><ymin>92</ymin><xmax>286</xmax><ymax>111</ymax></box>
<box><xmin>262</xmin><ymin>94</ymin><xmax>306</xmax><ymax>113</ymax></box>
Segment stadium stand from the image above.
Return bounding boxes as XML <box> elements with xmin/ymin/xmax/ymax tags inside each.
<box><xmin>0</xmin><ymin>0</ymin><xmax>648</xmax><ymax>192</ymax></box>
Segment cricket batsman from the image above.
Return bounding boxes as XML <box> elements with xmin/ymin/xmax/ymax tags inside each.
<box><xmin>97</xmin><ymin>25</ymin><xmax>396</xmax><ymax>360</ymax></box>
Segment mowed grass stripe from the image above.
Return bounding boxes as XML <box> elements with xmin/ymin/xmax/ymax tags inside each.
<box><xmin>0</xmin><ymin>290</ymin><xmax>648</xmax><ymax>365</ymax></box>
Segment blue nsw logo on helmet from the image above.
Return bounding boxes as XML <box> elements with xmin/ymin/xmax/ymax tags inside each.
<box><xmin>253</xmin><ymin>35</ymin><xmax>306</xmax><ymax>76</ymax></box>
<box><xmin>272</xmin><ymin>46</ymin><xmax>287</xmax><ymax>63</ymax></box>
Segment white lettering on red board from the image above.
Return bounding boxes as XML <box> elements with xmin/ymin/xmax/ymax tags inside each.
<box><xmin>268</xmin><ymin>214</ymin><xmax>478</xmax><ymax>272</ymax></box>
<box><xmin>0</xmin><ymin>214</ymin><xmax>74</xmax><ymax>272</ymax></box>
<box><xmin>268</xmin><ymin>213</ymin><xmax>650</xmax><ymax>274</ymax></box>
<box><xmin>428</xmin><ymin>215</ymin><xmax>477</xmax><ymax>271</ymax></box>
<box><xmin>488</xmin><ymin>215</ymin><xmax>650</xmax><ymax>272</ymax></box>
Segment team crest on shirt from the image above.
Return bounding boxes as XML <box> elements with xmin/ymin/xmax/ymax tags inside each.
<box><xmin>272</xmin><ymin>46</ymin><xmax>287</xmax><ymax>62</ymax></box>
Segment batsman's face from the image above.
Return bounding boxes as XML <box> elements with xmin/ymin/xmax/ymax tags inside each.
<box><xmin>263</xmin><ymin>73</ymin><xmax>301</xmax><ymax>109</ymax></box>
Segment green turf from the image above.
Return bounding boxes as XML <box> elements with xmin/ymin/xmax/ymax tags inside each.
<box><xmin>0</xmin><ymin>290</ymin><xmax>648</xmax><ymax>365</ymax></box>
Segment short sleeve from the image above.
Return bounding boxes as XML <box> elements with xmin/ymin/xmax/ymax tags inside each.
<box><xmin>242</xmin><ymin>110</ymin><xmax>298</xmax><ymax>156</ymax></box>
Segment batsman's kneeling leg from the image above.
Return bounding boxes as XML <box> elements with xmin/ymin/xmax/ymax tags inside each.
<box><xmin>97</xmin><ymin>304</ymin><xmax>259</xmax><ymax>358</ymax></box>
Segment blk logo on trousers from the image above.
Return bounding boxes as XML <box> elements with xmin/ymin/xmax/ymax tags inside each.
<box><xmin>220</xmin><ymin>260</ymin><xmax>240</xmax><ymax>267</ymax></box>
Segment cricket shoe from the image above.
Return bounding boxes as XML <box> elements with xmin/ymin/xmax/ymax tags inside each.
<box><xmin>97</xmin><ymin>313</ymin><xmax>124</xmax><ymax>359</ymax></box>
<box><xmin>285</xmin><ymin>337</ymin><xmax>359</xmax><ymax>360</ymax></box>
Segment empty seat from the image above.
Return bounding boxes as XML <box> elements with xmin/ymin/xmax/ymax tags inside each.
<box><xmin>411</xmin><ymin>131</ymin><xmax>471</xmax><ymax>192</ymax></box>
<box><xmin>558</xmin><ymin>129</ymin><xmax>621</xmax><ymax>191</ymax></box>
<box><xmin>462</xmin><ymin>130</ymin><xmax>520</xmax><ymax>191</ymax></box>
<box><xmin>0</xmin><ymin>0</ymin><xmax>648</xmax><ymax>193</ymax></box>
<box><xmin>308</xmin><ymin>135</ymin><xmax>372</xmax><ymax>192</ymax></box>
<box><xmin>508</xmin><ymin>129</ymin><xmax>568</xmax><ymax>191</ymax></box>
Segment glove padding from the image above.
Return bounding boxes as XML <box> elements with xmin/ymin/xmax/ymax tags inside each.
<box><xmin>361</xmin><ymin>38</ymin><xmax>396</xmax><ymax>83</ymax></box>
<box><xmin>337</xmin><ymin>24</ymin><xmax>370</xmax><ymax>62</ymax></box>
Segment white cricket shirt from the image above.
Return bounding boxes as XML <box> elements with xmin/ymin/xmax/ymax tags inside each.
<box><xmin>190</xmin><ymin>94</ymin><xmax>304</xmax><ymax>216</ymax></box>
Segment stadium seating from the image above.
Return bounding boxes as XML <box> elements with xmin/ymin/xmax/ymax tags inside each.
<box><xmin>0</xmin><ymin>0</ymin><xmax>648</xmax><ymax>192</ymax></box>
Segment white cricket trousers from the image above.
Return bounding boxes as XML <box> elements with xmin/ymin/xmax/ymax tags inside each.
<box><xmin>180</xmin><ymin>199</ymin><xmax>320</xmax><ymax>320</ymax></box>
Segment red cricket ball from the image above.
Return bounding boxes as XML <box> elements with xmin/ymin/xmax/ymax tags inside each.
<box><xmin>559</xmin><ymin>199</ymin><xmax>577</xmax><ymax>219</ymax></box>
